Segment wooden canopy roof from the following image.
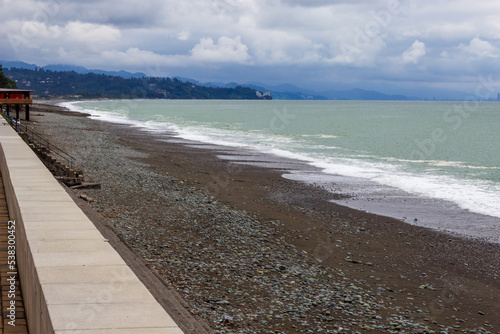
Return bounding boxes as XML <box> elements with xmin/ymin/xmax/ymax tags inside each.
<box><xmin>0</xmin><ymin>88</ymin><xmax>33</xmax><ymax>105</ymax></box>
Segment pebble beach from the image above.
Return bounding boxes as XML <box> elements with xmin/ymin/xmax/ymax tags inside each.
<box><xmin>26</xmin><ymin>102</ymin><xmax>500</xmax><ymax>334</ymax></box>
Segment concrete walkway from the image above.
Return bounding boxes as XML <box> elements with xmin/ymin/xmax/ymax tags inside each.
<box><xmin>0</xmin><ymin>117</ymin><xmax>185</xmax><ymax>333</ymax></box>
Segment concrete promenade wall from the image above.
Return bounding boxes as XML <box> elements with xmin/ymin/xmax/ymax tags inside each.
<box><xmin>0</xmin><ymin>118</ymin><xmax>184</xmax><ymax>333</ymax></box>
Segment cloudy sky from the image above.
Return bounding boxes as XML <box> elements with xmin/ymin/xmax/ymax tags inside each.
<box><xmin>2</xmin><ymin>0</ymin><xmax>500</xmax><ymax>97</ymax></box>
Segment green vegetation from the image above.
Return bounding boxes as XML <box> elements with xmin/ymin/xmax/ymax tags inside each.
<box><xmin>0</xmin><ymin>65</ymin><xmax>17</xmax><ymax>89</ymax></box>
<box><xmin>4</xmin><ymin>67</ymin><xmax>271</xmax><ymax>100</ymax></box>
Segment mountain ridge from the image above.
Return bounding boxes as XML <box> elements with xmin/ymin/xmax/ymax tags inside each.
<box><xmin>1</xmin><ymin>61</ymin><xmax>147</xmax><ymax>79</ymax></box>
<box><xmin>1</xmin><ymin>61</ymin><xmax>474</xmax><ymax>100</ymax></box>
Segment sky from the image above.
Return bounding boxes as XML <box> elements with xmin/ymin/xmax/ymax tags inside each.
<box><xmin>2</xmin><ymin>0</ymin><xmax>500</xmax><ymax>97</ymax></box>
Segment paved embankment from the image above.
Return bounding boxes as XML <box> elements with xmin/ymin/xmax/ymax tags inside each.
<box><xmin>0</xmin><ymin>117</ymin><xmax>184</xmax><ymax>333</ymax></box>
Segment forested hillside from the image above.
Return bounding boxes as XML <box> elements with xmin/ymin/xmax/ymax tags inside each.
<box><xmin>0</xmin><ymin>65</ymin><xmax>17</xmax><ymax>88</ymax></box>
<box><xmin>4</xmin><ymin>67</ymin><xmax>271</xmax><ymax>100</ymax></box>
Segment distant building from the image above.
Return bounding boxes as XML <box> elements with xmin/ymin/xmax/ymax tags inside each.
<box><xmin>256</xmin><ymin>91</ymin><xmax>271</xmax><ymax>98</ymax></box>
<box><xmin>156</xmin><ymin>89</ymin><xmax>167</xmax><ymax>98</ymax></box>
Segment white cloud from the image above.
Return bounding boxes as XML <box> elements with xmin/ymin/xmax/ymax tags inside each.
<box><xmin>65</xmin><ymin>22</ymin><xmax>121</xmax><ymax>44</ymax></box>
<box><xmin>176</xmin><ymin>31</ymin><xmax>191</xmax><ymax>41</ymax></box>
<box><xmin>249</xmin><ymin>30</ymin><xmax>318</xmax><ymax>64</ymax></box>
<box><xmin>401</xmin><ymin>40</ymin><xmax>426</xmax><ymax>64</ymax></box>
<box><xmin>19</xmin><ymin>21</ymin><xmax>62</xmax><ymax>40</ymax></box>
<box><xmin>3</xmin><ymin>0</ymin><xmax>500</xmax><ymax>94</ymax></box>
<box><xmin>459</xmin><ymin>37</ymin><xmax>499</xmax><ymax>58</ymax></box>
<box><xmin>2</xmin><ymin>19</ymin><xmax>121</xmax><ymax>57</ymax></box>
<box><xmin>190</xmin><ymin>36</ymin><xmax>250</xmax><ymax>63</ymax></box>
<box><xmin>101</xmin><ymin>48</ymin><xmax>174</xmax><ymax>65</ymax></box>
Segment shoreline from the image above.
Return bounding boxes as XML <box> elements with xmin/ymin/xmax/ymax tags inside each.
<box><xmin>51</xmin><ymin>99</ymin><xmax>500</xmax><ymax>244</ymax></box>
<box><xmin>27</xmin><ymin>102</ymin><xmax>500</xmax><ymax>333</ymax></box>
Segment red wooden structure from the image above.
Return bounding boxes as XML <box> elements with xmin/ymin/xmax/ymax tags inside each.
<box><xmin>0</xmin><ymin>88</ymin><xmax>33</xmax><ymax>121</ymax></box>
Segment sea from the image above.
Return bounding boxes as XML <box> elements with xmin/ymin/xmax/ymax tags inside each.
<box><xmin>61</xmin><ymin>100</ymin><xmax>500</xmax><ymax>243</ymax></box>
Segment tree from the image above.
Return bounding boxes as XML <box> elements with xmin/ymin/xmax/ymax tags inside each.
<box><xmin>0</xmin><ymin>65</ymin><xmax>17</xmax><ymax>88</ymax></box>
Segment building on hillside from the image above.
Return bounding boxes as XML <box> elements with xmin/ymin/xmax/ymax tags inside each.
<box><xmin>256</xmin><ymin>90</ymin><xmax>272</xmax><ymax>99</ymax></box>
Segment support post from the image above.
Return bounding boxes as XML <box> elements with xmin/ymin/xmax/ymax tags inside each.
<box><xmin>6</xmin><ymin>104</ymin><xmax>10</xmax><ymax>116</ymax></box>
<box><xmin>16</xmin><ymin>104</ymin><xmax>20</xmax><ymax>121</ymax></box>
<box><xmin>25</xmin><ymin>104</ymin><xmax>30</xmax><ymax>121</ymax></box>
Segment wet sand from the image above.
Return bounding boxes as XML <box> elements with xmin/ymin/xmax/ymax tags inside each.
<box><xmin>25</xmin><ymin>102</ymin><xmax>500</xmax><ymax>333</ymax></box>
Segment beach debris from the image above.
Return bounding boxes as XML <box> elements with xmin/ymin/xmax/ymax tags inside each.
<box><xmin>219</xmin><ymin>315</ymin><xmax>233</xmax><ymax>322</ymax></box>
<box><xmin>78</xmin><ymin>194</ymin><xmax>93</xmax><ymax>202</ymax></box>
<box><xmin>344</xmin><ymin>257</ymin><xmax>374</xmax><ymax>266</ymax></box>
<box><xmin>71</xmin><ymin>182</ymin><xmax>101</xmax><ymax>189</ymax></box>
<box><xmin>418</xmin><ymin>284</ymin><xmax>437</xmax><ymax>291</ymax></box>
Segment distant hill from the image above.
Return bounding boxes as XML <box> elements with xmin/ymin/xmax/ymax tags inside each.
<box><xmin>4</xmin><ymin>67</ymin><xmax>271</xmax><ymax>100</ymax></box>
<box><xmin>44</xmin><ymin>65</ymin><xmax>147</xmax><ymax>79</ymax></box>
<box><xmin>321</xmin><ymin>88</ymin><xmax>413</xmax><ymax>101</ymax></box>
<box><xmin>1</xmin><ymin>61</ymin><xmax>39</xmax><ymax>71</ymax></box>
<box><xmin>243</xmin><ymin>83</ymin><xmax>413</xmax><ymax>100</ymax></box>
<box><xmin>1</xmin><ymin>61</ymin><xmax>146</xmax><ymax>79</ymax></box>
<box><xmin>7</xmin><ymin>61</ymin><xmax>469</xmax><ymax>100</ymax></box>
<box><xmin>176</xmin><ymin>79</ymin><xmax>328</xmax><ymax>100</ymax></box>
<box><xmin>179</xmin><ymin>79</ymin><xmax>473</xmax><ymax>101</ymax></box>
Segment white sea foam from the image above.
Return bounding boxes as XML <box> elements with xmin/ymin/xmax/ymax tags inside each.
<box><xmin>175</xmin><ymin>126</ymin><xmax>500</xmax><ymax>220</ymax></box>
<box><xmin>61</xmin><ymin>101</ymin><xmax>178</xmax><ymax>132</ymax></box>
<box><xmin>173</xmin><ymin>128</ymin><xmax>500</xmax><ymax>220</ymax></box>
<box><xmin>60</xmin><ymin>101</ymin><xmax>136</xmax><ymax>125</ymax></box>
<box><xmin>310</xmin><ymin>158</ymin><xmax>500</xmax><ymax>219</ymax></box>
<box><xmin>302</xmin><ymin>134</ymin><xmax>339</xmax><ymax>138</ymax></box>
<box><xmin>380</xmin><ymin>156</ymin><xmax>499</xmax><ymax>170</ymax></box>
